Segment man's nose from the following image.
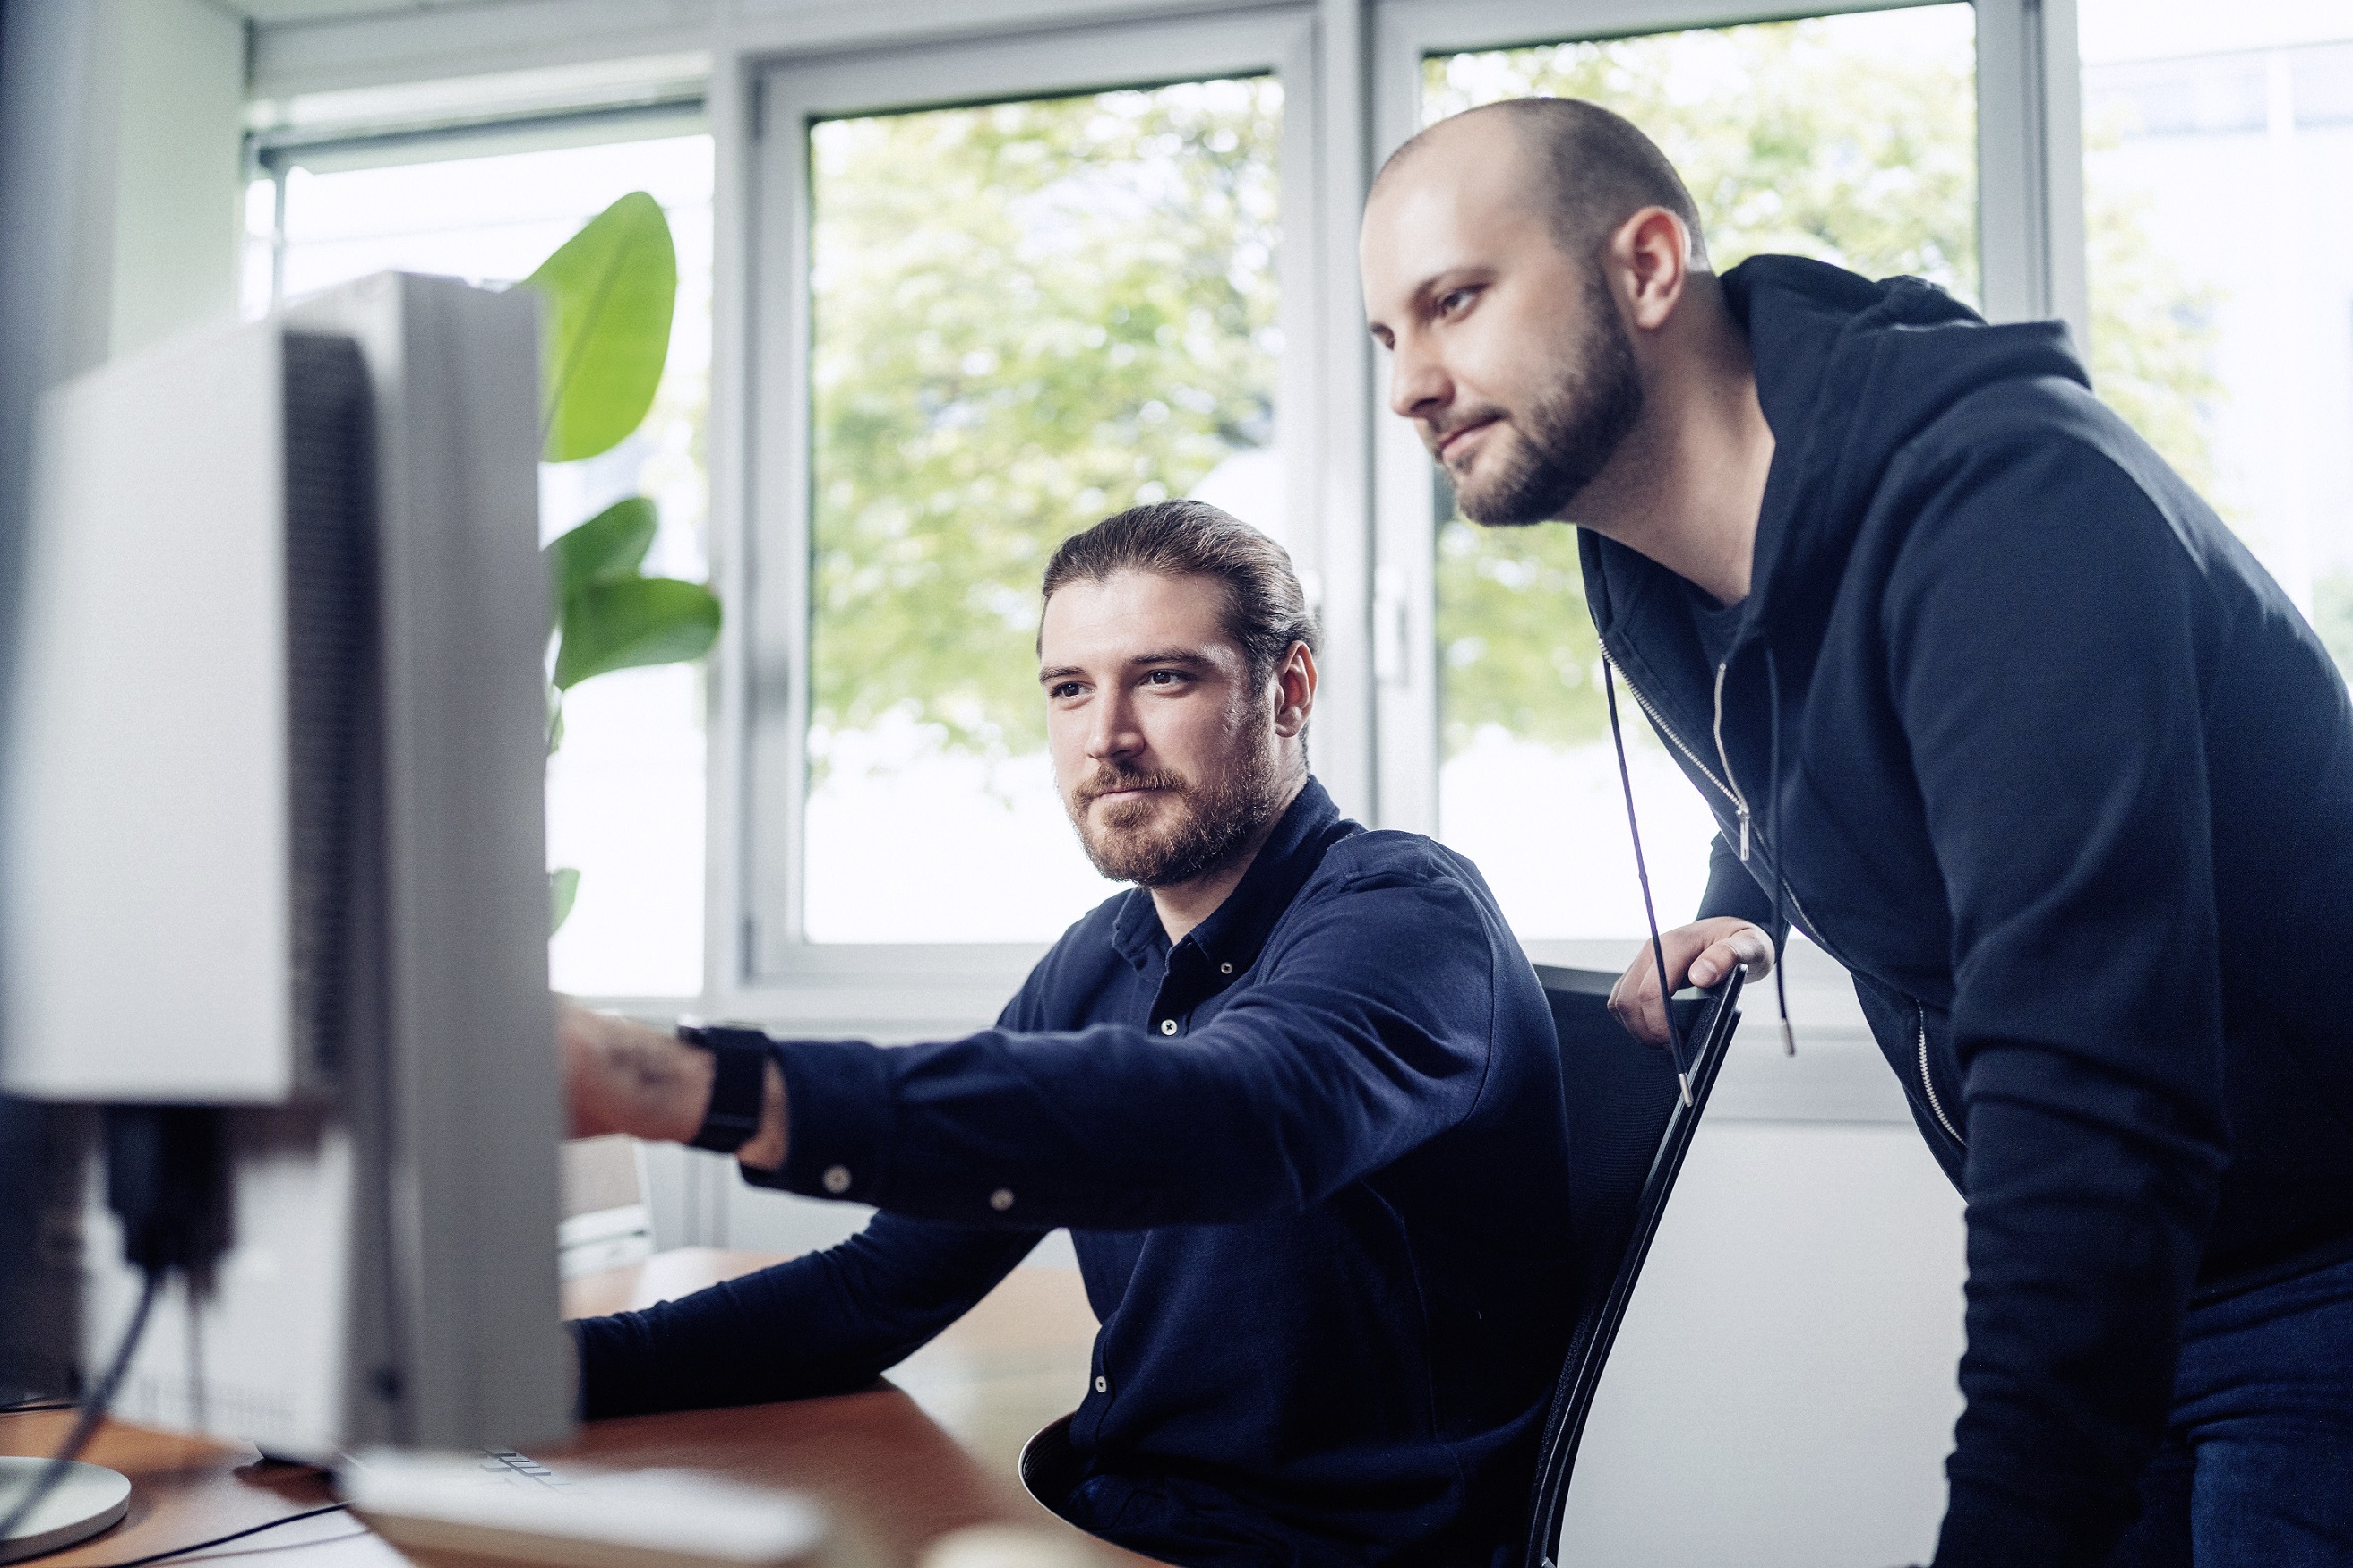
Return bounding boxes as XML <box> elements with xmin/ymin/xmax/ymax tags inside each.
<box><xmin>1086</xmin><ymin>689</ymin><xmax>1143</xmax><ymax>761</ymax></box>
<box><xmin>1386</xmin><ymin>332</ymin><xmax>1452</xmax><ymax>425</ymax></box>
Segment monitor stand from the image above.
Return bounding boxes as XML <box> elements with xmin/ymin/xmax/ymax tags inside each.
<box><xmin>0</xmin><ymin>1457</ymin><xmax>132</xmax><ymax>1563</ymax></box>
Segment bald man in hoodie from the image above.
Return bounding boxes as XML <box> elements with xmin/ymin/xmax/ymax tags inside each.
<box><xmin>1360</xmin><ymin>98</ymin><xmax>2353</xmax><ymax>1568</ymax></box>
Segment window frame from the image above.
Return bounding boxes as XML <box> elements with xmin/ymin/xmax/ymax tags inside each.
<box><xmin>1363</xmin><ymin>0</ymin><xmax>2082</xmax><ymax>981</ymax></box>
<box><xmin>721</xmin><ymin>8</ymin><xmax>1330</xmax><ymax>1029</ymax></box>
<box><xmin>242</xmin><ymin>0</ymin><xmax>2091</xmax><ymax>1080</ymax></box>
<box><xmin>245</xmin><ymin>102</ymin><xmax>726</xmax><ymax>1010</ymax></box>
<box><xmin>1359</xmin><ymin>0</ymin><xmax>2082</xmax><ymax>1066</ymax></box>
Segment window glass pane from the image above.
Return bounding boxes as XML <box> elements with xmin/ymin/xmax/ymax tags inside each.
<box><xmin>261</xmin><ymin>133</ymin><xmax>716</xmax><ymax>996</ymax></box>
<box><xmin>2078</xmin><ymin>3</ymin><xmax>2353</xmax><ymax>679</ymax></box>
<box><xmin>1422</xmin><ymin>7</ymin><xmax>1977</xmax><ymax>939</ymax></box>
<box><xmin>804</xmin><ymin>81</ymin><xmax>1284</xmax><ymax>943</ymax></box>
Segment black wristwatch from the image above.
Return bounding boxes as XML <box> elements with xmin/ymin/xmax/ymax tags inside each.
<box><xmin>674</xmin><ymin>1023</ymin><xmax>772</xmax><ymax>1155</ymax></box>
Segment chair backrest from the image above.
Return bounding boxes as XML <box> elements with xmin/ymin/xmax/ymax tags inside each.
<box><xmin>1521</xmin><ymin>964</ymin><xmax>1743</xmax><ymax>1568</ymax></box>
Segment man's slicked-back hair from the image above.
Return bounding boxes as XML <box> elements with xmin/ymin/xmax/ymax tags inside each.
<box><xmin>1379</xmin><ymin>97</ymin><xmax>1710</xmax><ymax>269</ymax></box>
<box><xmin>1042</xmin><ymin>499</ymin><xmax>1317</xmax><ymax>690</ymax></box>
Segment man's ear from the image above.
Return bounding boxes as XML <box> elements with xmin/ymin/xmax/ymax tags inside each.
<box><xmin>1610</xmin><ymin>206</ymin><xmax>1692</xmax><ymax>334</ymax></box>
<box><xmin>1273</xmin><ymin>641</ymin><xmax>1318</xmax><ymax>739</ymax></box>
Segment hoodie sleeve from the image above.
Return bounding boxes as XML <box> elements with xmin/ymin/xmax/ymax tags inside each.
<box><xmin>1696</xmin><ymin>831</ymin><xmax>1786</xmax><ymax>943</ymax></box>
<box><xmin>1885</xmin><ymin>428</ymin><xmax>2231</xmax><ymax>1568</ymax></box>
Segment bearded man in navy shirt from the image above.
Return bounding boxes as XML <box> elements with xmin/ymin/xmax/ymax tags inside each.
<box><xmin>559</xmin><ymin>500</ymin><xmax>1576</xmax><ymax>1566</ymax></box>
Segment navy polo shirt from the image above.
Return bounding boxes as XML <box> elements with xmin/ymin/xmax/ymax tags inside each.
<box><xmin>571</xmin><ymin>780</ymin><xmax>1576</xmax><ymax>1566</ymax></box>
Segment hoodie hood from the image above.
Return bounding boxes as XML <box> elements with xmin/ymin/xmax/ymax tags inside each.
<box><xmin>1580</xmin><ymin>254</ymin><xmax>2088</xmax><ymax>676</ymax></box>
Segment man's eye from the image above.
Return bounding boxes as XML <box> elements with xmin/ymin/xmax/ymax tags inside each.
<box><xmin>1051</xmin><ymin>681</ymin><xmax>1084</xmax><ymax>699</ymax></box>
<box><xmin>1144</xmin><ymin>671</ymin><xmax>1186</xmax><ymax>687</ymax></box>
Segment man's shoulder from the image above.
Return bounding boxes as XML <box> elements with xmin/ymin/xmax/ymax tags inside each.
<box><xmin>1000</xmin><ymin>889</ymin><xmax>1144</xmax><ymax>1026</ymax></box>
<box><xmin>1298</xmin><ymin>827</ymin><xmax>1504</xmax><ymax>924</ymax></box>
<box><xmin>1035</xmin><ymin>887</ymin><xmax>1143</xmax><ymax>969</ymax></box>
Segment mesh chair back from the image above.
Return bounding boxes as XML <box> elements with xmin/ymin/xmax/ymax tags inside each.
<box><xmin>1522</xmin><ymin>964</ymin><xmax>1743</xmax><ymax>1568</ymax></box>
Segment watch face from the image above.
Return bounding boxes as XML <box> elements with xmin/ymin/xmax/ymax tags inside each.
<box><xmin>688</xmin><ymin>1030</ymin><xmax>768</xmax><ymax>1154</ymax></box>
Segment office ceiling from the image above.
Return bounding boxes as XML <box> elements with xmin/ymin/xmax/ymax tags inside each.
<box><xmin>216</xmin><ymin>0</ymin><xmax>502</xmax><ymax>22</ymax></box>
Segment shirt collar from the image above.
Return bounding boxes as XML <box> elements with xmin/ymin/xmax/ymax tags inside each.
<box><xmin>1108</xmin><ymin>776</ymin><xmax>1348</xmax><ymax>977</ymax></box>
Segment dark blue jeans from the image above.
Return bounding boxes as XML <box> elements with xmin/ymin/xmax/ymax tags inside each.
<box><xmin>2103</xmin><ymin>1251</ymin><xmax>2353</xmax><ymax>1566</ymax></box>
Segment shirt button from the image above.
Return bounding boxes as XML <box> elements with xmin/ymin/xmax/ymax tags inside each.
<box><xmin>1159</xmin><ymin>1019</ymin><xmax>1178</xmax><ymax>1035</ymax></box>
<box><xmin>1094</xmin><ymin>1375</ymin><xmax>1109</xmax><ymax>1393</ymax></box>
<box><xmin>821</xmin><ymin>1165</ymin><xmax>852</xmax><ymax>1195</ymax></box>
<box><xmin>1220</xmin><ymin>962</ymin><xmax>1233</xmax><ymax>975</ymax></box>
<box><xmin>989</xmin><ymin>1188</ymin><xmax>1015</xmax><ymax>1212</ymax></box>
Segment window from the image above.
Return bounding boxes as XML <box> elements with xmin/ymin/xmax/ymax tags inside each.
<box><xmin>741</xmin><ymin>13</ymin><xmax>1317</xmax><ymax>993</ymax></box>
<box><xmin>247</xmin><ymin>116</ymin><xmax>715</xmax><ymax>998</ymax></box>
<box><xmin>2077</xmin><ymin>2</ymin><xmax>2353</xmax><ymax>680</ymax></box>
<box><xmin>801</xmin><ymin>81</ymin><xmax>1284</xmax><ymax>944</ymax></box>
<box><xmin>1399</xmin><ymin>5</ymin><xmax>1980</xmax><ymax>942</ymax></box>
<box><xmin>240</xmin><ymin>1</ymin><xmax>2082</xmax><ymax>1026</ymax></box>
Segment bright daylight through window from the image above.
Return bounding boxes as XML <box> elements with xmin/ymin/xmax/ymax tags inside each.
<box><xmin>2077</xmin><ymin>0</ymin><xmax>2353</xmax><ymax>681</ymax></box>
<box><xmin>802</xmin><ymin>80</ymin><xmax>1284</xmax><ymax>943</ymax></box>
<box><xmin>246</xmin><ymin>129</ymin><xmax>716</xmax><ymax>997</ymax></box>
<box><xmin>1424</xmin><ymin>5</ymin><xmax>1979</xmax><ymax>941</ymax></box>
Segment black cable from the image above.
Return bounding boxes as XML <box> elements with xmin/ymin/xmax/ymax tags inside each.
<box><xmin>0</xmin><ymin>1266</ymin><xmax>165</xmax><ymax>1545</ymax></box>
<box><xmin>1765</xmin><ymin>644</ymin><xmax>1796</xmax><ymax>1056</ymax></box>
<box><xmin>83</xmin><ymin>1502</ymin><xmax>355</xmax><ymax>1568</ymax></box>
<box><xmin>1602</xmin><ymin>654</ymin><xmax>1691</xmax><ymax>1103</ymax></box>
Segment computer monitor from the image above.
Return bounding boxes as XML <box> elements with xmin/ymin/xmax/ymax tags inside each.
<box><xmin>0</xmin><ymin>272</ymin><xmax>572</xmax><ymax>1459</ymax></box>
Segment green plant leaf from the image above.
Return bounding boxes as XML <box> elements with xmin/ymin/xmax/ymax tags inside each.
<box><xmin>554</xmin><ymin>578</ymin><xmax>720</xmax><ymax>690</ymax></box>
<box><xmin>549</xmin><ymin>867</ymin><xmax>580</xmax><ymax>935</ymax></box>
<box><xmin>520</xmin><ymin>191</ymin><xmax>677</xmax><ymax>463</ymax></box>
<box><xmin>546</xmin><ymin>495</ymin><xmax>658</xmax><ymax>613</ymax></box>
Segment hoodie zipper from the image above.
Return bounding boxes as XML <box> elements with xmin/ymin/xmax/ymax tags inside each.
<box><xmin>1711</xmin><ymin>662</ymin><xmax>1755</xmax><ymax>861</ymax></box>
<box><xmin>1631</xmin><ymin>654</ymin><xmax>1964</xmax><ymax>1147</ymax></box>
<box><xmin>1606</xmin><ymin>646</ymin><xmax>1831</xmax><ymax>938</ymax></box>
<box><xmin>1916</xmin><ymin>1002</ymin><xmax>1965</xmax><ymax>1146</ymax></box>
<box><xmin>1604</xmin><ymin>647</ymin><xmax>1739</xmax><ymax>805</ymax></box>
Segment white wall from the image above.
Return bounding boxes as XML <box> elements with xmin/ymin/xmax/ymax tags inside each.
<box><xmin>101</xmin><ymin>0</ymin><xmax>246</xmax><ymax>356</ymax></box>
<box><xmin>1566</xmin><ymin>1123</ymin><xmax>1966</xmax><ymax>1568</ymax></box>
<box><xmin>62</xmin><ymin>0</ymin><xmax>245</xmax><ymax>370</ymax></box>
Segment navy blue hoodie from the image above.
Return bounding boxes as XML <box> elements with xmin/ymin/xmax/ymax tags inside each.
<box><xmin>1581</xmin><ymin>255</ymin><xmax>2353</xmax><ymax>1566</ymax></box>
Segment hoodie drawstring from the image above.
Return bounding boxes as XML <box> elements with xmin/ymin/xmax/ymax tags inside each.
<box><xmin>1602</xmin><ymin>655</ymin><xmax>1693</xmax><ymax>1107</ymax></box>
<box><xmin>1603</xmin><ymin>642</ymin><xmax>1800</xmax><ymax>1067</ymax></box>
<box><xmin>1763</xmin><ymin>647</ymin><xmax>1797</xmax><ymax>1057</ymax></box>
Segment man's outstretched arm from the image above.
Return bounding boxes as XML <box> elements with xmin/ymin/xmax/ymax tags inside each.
<box><xmin>571</xmin><ymin>1212</ymin><xmax>1043</xmax><ymax>1418</ymax></box>
<box><xmin>562</xmin><ymin>871</ymin><xmax>1504</xmax><ymax>1233</ymax></box>
<box><xmin>561</xmin><ymin>1001</ymin><xmax>791</xmax><ymax>1171</ymax></box>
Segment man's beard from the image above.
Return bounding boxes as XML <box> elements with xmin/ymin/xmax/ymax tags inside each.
<box><xmin>1448</xmin><ymin>270</ymin><xmax>1645</xmax><ymax>527</ymax></box>
<box><xmin>1065</xmin><ymin>715</ymin><xmax>1288</xmax><ymax>888</ymax></box>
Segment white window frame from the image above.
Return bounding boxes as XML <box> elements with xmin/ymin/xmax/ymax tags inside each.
<box><xmin>718</xmin><ymin>8</ymin><xmax>1341</xmax><ymax>1032</ymax></box>
<box><xmin>245</xmin><ymin>0</ymin><xmax>2088</xmax><ymax>1087</ymax></box>
<box><xmin>1363</xmin><ymin>0</ymin><xmax>2083</xmax><ymax>982</ymax></box>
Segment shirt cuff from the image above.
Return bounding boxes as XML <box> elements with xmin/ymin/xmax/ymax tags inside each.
<box><xmin>738</xmin><ymin>1038</ymin><xmax>897</xmax><ymax>1204</ymax></box>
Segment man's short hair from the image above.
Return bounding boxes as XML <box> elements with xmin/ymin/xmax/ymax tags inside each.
<box><xmin>1042</xmin><ymin>499</ymin><xmax>1317</xmax><ymax>690</ymax></box>
<box><xmin>1379</xmin><ymin>97</ymin><xmax>1710</xmax><ymax>269</ymax></box>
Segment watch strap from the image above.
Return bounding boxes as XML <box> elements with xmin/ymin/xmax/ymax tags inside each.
<box><xmin>674</xmin><ymin>1024</ymin><xmax>770</xmax><ymax>1155</ymax></box>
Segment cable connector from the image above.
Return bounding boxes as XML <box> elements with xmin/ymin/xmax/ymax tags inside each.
<box><xmin>101</xmin><ymin>1107</ymin><xmax>232</xmax><ymax>1281</ymax></box>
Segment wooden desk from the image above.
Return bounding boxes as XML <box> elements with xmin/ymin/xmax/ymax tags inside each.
<box><xmin>0</xmin><ymin>1413</ymin><xmax>382</xmax><ymax>1566</ymax></box>
<box><xmin>0</xmin><ymin>1249</ymin><xmax>1155</xmax><ymax>1567</ymax></box>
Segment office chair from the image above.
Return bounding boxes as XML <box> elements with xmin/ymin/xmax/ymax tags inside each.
<box><xmin>1016</xmin><ymin>965</ymin><xmax>1744</xmax><ymax>1568</ymax></box>
<box><xmin>1521</xmin><ymin>963</ymin><xmax>1743</xmax><ymax>1568</ymax></box>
